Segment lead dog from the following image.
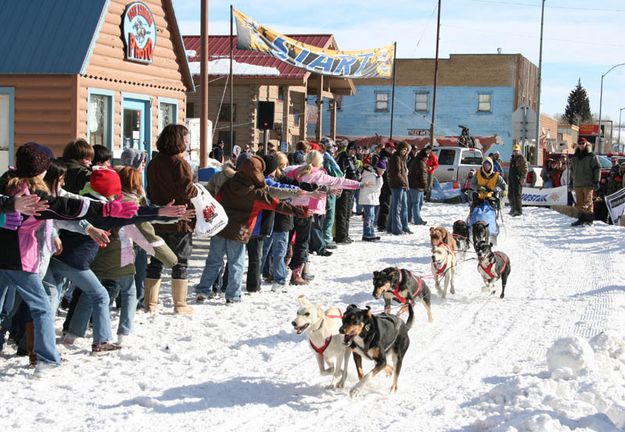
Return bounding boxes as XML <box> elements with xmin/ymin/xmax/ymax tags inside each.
<box><xmin>372</xmin><ymin>267</ymin><xmax>433</xmax><ymax>322</ymax></box>
<box><xmin>339</xmin><ymin>304</ymin><xmax>413</xmax><ymax>397</ymax></box>
<box><xmin>431</xmin><ymin>244</ymin><xmax>456</xmax><ymax>298</ymax></box>
<box><xmin>291</xmin><ymin>295</ymin><xmax>351</xmax><ymax>388</ymax></box>
<box><xmin>475</xmin><ymin>241</ymin><xmax>511</xmax><ymax>299</ymax></box>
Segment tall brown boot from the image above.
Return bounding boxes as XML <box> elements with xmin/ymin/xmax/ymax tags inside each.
<box><xmin>172</xmin><ymin>279</ymin><xmax>193</xmax><ymax>315</ymax></box>
<box><xmin>25</xmin><ymin>321</ymin><xmax>37</xmax><ymax>366</ymax></box>
<box><xmin>144</xmin><ymin>278</ymin><xmax>161</xmax><ymax>313</ymax></box>
<box><xmin>290</xmin><ymin>264</ymin><xmax>309</xmax><ymax>286</ymax></box>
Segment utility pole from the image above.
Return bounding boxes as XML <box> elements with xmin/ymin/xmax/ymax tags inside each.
<box><xmin>199</xmin><ymin>0</ymin><xmax>209</xmax><ymax>167</ymax></box>
<box><xmin>534</xmin><ymin>0</ymin><xmax>545</xmax><ymax>165</ymax></box>
<box><xmin>429</xmin><ymin>0</ymin><xmax>441</xmax><ymax>147</ymax></box>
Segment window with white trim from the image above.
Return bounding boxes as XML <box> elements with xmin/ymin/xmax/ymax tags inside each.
<box><xmin>375</xmin><ymin>92</ymin><xmax>390</xmax><ymax>112</ymax></box>
<box><xmin>159</xmin><ymin>102</ymin><xmax>177</xmax><ymax>132</ymax></box>
<box><xmin>88</xmin><ymin>93</ymin><xmax>113</xmax><ymax>148</ymax></box>
<box><xmin>415</xmin><ymin>92</ymin><xmax>429</xmax><ymax>112</ymax></box>
<box><xmin>478</xmin><ymin>93</ymin><xmax>492</xmax><ymax>112</ymax></box>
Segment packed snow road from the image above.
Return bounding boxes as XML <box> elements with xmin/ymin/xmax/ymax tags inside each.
<box><xmin>2</xmin><ymin>204</ymin><xmax>624</xmax><ymax>432</ymax></box>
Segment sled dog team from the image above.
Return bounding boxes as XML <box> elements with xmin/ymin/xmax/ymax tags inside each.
<box><xmin>291</xmin><ymin>223</ymin><xmax>511</xmax><ymax>397</ymax></box>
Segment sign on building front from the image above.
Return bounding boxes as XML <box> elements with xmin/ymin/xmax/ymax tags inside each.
<box><xmin>123</xmin><ymin>2</ymin><xmax>156</xmax><ymax>64</ymax></box>
<box><xmin>407</xmin><ymin>129</ymin><xmax>429</xmax><ymax>136</ymax></box>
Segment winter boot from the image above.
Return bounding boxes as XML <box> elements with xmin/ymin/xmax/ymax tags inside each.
<box><xmin>302</xmin><ymin>262</ymin><xmax>315</xmax><ymax>281</ymax></box>
<box><xmin>143</xmin><ymin>278</ymin><xmax>161</xmax><ymax>313</ymax></box>
<box><xmin>25</xmin><ymin>321</ymin><xmax>36</xmax><ymax>366</ymax></box>
<box><xmin>290</xmin><ymin>264</ymin><xmax>309</xmax><ymax>285</ymax></box>
<box><xmin>571</xmin><ymin>215</ymin><xmax>585</xmax><ymax>227</ymax></box>
<box><xmin>172</xmin><ymin>279</ymin><xmax>193</xmax><ymax>315</ymax></box>
<box><xmin>583</xmin><ymin>213</ymin><xmax>594</xmax><ymax>226</ymax></box>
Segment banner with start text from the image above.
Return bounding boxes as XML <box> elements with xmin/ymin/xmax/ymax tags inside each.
<box><xmin>518</xmin><ymin>186</ymin><xmax>568</xmax><ymax>206</ymax></box>
<box><xmin>233</xmin><ymin>8</ymin><xmax>394</xmax><ymax>79</ymax></box>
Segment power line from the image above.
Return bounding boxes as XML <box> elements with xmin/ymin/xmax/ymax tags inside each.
<box><xmin>465</xmin><ymin>0</ymin><xmax>625</xmax><ymax>13</ymax></box>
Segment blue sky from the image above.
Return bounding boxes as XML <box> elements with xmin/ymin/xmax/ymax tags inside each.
<box><xmin>173</xmin><ymin>0</ymin><xmax>625</xmax><ymax>123</ymax></box>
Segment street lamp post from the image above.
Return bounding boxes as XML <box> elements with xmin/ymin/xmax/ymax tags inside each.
<box><xmin>598</xmin><ymin>62</ymin><xmax>625</xmax><ymax>154</ymax></box>
<box><xmin>619</xmin><ymin>107</ymin><xmax>625</xmax><ymax>148</ymax></box>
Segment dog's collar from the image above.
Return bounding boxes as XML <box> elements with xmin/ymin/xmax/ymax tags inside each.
<box><xmin>309</xmin><ymin>337</ymin><xmax>332</xmax><ymax>356</ymax></box>
<box><xmin>479</xmin><ymin>252</ymin><xmax>507</xmax><ymax>280</ymax></box>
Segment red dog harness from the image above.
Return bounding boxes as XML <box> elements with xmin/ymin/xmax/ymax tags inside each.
<box><xmin>479</xmin><ymin>252</ymin><xmax>508</xmax><ymax>280</ymax></box>
<box><xmin>309</xmin><ymin>309</ymin><xmax>343</xmax><ymax>356</ymax></box>
<box><xmin>393</xmin><ymin>271</ymin><xmax>423</xmax><ymax>304</ymax></box>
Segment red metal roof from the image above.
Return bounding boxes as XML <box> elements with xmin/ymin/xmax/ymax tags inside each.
<box><xmin>183</xmin><ymin>35</ymin><xmax>335</xmax><ymax>80</ymax></box>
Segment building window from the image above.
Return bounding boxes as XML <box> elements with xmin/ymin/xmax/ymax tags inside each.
<box><xmin>293</xmin><ymin>109</ymin><xmax>301</xmax><ymax>127</ymax></box>
<box><xmin>219</xmin><ymin>103</ymin><xmax>237</xmax><ymax>122</ymax></box>
<box><xmin>375</xmin><ymin>91</ymin><xmax>390</xmax><ymax>112</ymax></box>
<box><xmin>478</xmin><ymin>93</ymin><xmax>492</xmax><ymax>112</ymax></box>
<box><xmin>159</xmin><ymin>101</ymin><xmax>177</xmax><ymax>133</ymax></box>
<box><xmin>0</xmin><ymin>88</ymin><xmax>14</xmax><ymax>170</ymax></box>
<box><xmin>88</xmin><ymin>93</ymin><xmax>113</xmax><ymax>148</ymax></box>
<box><xmin>415</xmin><ymin>92</ymin><xmax>429</xmax><ymax>112</ymax></box>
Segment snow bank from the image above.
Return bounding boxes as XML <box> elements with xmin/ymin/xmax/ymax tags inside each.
<box><xmin>546</xmin><ymin>336</ymin><xmax>595</xmax><ymax>380</ymax></box>
<box><xmin>466</xmin><ymin>332</ymin><xmax>625</xmax><ymax>431</ymax></box>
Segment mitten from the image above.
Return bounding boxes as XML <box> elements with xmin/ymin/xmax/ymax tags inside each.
<box><xmin>102</xmin><ymin>198</ymin><xmax>138</xmax><ymax>218</ymax></box>
<box><xmin>0</xmin><ymin>211</ymin><xmax>23</xmax><ymax>230</ymax></box>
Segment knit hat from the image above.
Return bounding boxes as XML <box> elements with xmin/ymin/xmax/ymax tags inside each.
<box><xmin>15</xmin><ymin>142</ymin><xmax>52</xmax><ymax>178</ymax></box>
<box><xmin>236</xmin><ymin>151</ymin><xmax>252</xmax><ymax>169</ymax></box>
<box><xmin>262</xmin><ymin>154</ymin><xmax>279</xmax><ymax>176</ymax></box>
<box><xmin>121</xmin><ymin>147</ymin><xmax>147</xmax><ymax>169</ymax></box>
<box><xmin>347</xmin><ymin>142</ymin><xmax>358</xmax><ymax>152</ymax></box>
<box><xmin>375</xmin><ymin>159</ymin><xmax>388</xmax><ymax>170</ymax></box>
<box><xmin>292</xmin><ymin>150</ymin><xmax>306</xmax><ymax>165</ymax></box>
<box><xmin>89</xmin><ymin>168</ymin><xmax>122</xmax><ymax>198</ymax></box>
<box><xmin>385</xmin><ymin>141</ymin><xmax>396</xmax><ymax>150</ymax></box>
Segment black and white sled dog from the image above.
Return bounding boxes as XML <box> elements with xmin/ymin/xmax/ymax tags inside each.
<box><xmin>452</xmin><ymin>220</ymin><xmax>471</xmax><ymax>261</ymax></box>
<box><xmin>291</xmin><ymin>295</ymin><xmax>351</xmax><ymax>388</ymax></box>
<box><xmin>339</xmin><ymin>304</ymin><xmax>413</xmax><ymax>397</ymax></box>
<box><xmin>475</xmin><ymin>241</ymin><xmax>511</xmax><ymax>299</ymax></box>
<box><xmin>431</xmin><ymin>244</ymin><xmax>456</xmax><ymax>298</ymax></box>
<box><xmin>472</xmin><ymin>220</ymin><xmax>491</xmax><ymax>251</ymax></box>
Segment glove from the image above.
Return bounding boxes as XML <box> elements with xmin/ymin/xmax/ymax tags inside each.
<box><xmin>0</xmin><ymin>211</ymin><xmax>23</xmax><ymax>231</ymax></box>
<box><xmin>594</xmin><ymin>182</ymin><xmax>601</xmax><ymax>191</ymax></box>
<box><xmin>102</xmin><ymin>198</ymin><xmax>138</xmax><ymax>218</ymax></box>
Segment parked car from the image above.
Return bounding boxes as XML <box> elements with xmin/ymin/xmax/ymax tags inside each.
<box><xmin>433</xmin><ymin>147</ymin><xmax>483</xmax><ymax>183</ymax></box>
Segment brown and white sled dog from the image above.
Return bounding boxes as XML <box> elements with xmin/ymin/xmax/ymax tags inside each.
<box><xmin>431</xmin><ymin>244</ymin><xmax>456</xmax><ymax>298</ymax></box>
<box><xmin>291</xmin><ymin>295</ymin><xmax>351</xmax><ymax>388</ymax></box>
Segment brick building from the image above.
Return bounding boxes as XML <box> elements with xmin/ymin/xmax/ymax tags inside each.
<box><xmin>317</xmin><ymin>53</ymin><xmax>538</xmax><ymax>160</ymax></box>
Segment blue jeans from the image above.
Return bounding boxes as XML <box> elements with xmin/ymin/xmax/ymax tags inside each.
<box><xmin>408</xmin><ymin>189</ymin><xmax>425</xmax><ymax>224</ymax></box>
<box><xmin>0</xmin><ymin>270</ymin><xmax>60</xmax><ymax>364</ymax></box>
<box><xmin>48</xmin><ymin>259</ymin><xmax>113</xmax><ymax>343</ymax></box>
<box><xmin>261</xmin><ymin>231</ymin><xmax>289</xmax><ymax>285</ymax></box>
<box><xmin>362</xmin><ymin>205</ymin><xmax>378</xmax><ymax>238</ymax></box>
<box><xmin>387</xmin><ymin>188</ymin><xmax>409</xmax><ymax>234</ymax></box>
<box><xmin>323</xmin><ymin>195</ymin><xmax>336</xmax><ymax>245</ymax></box>
<box><xmin>196</xmin><ymin>236</ymin><xmax>246</xmax><ymax>301</ymax></box>
<box><xmin>0</xmin><ymin>284</ymin><xmax>15</xmax><ymax>323</ymax></box>
<box><xmin>134</xmin><ymin>248</ymin><xmax>148</xmax><ymax>308</ymax></box>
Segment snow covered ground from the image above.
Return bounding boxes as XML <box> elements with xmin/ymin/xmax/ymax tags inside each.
<box><xmin>2</xmin><ymin>204</ymin><xmax>625</xmax><ymax>432</ymax></box>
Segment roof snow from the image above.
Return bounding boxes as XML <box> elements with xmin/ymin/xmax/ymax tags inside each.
<box><xmin>189</xmin><ymin>59</ymin><xmax>281</xmax><ymax>76</ymax></box>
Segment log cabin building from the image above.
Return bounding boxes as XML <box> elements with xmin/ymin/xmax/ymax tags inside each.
<box><xmin>0</xmin><ymin>0</ymin><xmax>193</xmax><ymax>171</ymax></box>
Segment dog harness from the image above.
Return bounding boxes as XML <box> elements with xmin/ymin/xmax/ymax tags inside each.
<box><xmin>479</xmin><ymin>252</ymin><xmax>508</xmax><ymax>280</ymax></box>
<box><xmin>393</xmin><ymin>271</ymin><xmax>423</xmax><ymax>304</ymax></box>
<box><xmin>309</xmin><ymin>338</ymin><xmax>332</xmax><ymax>356</ymax></box>
<box><xmin>433</xmin><ymin>261</ymin><xmax>448</xmax><ymax>278</ymax></box>
<box><xmin>309</xmin><ymin>309</ymin><xmax>344</xmax><ymax>357</ymax></box>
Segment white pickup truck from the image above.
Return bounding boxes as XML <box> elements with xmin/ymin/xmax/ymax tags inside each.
<box><xmin>433</xmin><ymin>147</ymin><xmax>483</xmax><ymax>183</ymax></box>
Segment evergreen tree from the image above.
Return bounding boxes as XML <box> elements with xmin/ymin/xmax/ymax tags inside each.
<box><xmin>563</xmin><ymin>79</ymin><xmax>592</xmax><ymax>125</ymax></box>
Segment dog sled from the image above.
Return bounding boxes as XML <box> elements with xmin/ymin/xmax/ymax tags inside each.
<box><xmin>468</xmin><ymin>199</ymin><xmax>500</xmax><ymax>242</ymax></box>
